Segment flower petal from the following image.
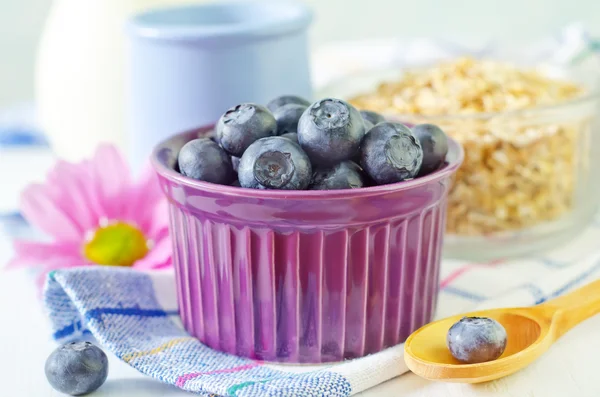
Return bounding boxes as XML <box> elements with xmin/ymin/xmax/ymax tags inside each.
<box><xmin>149</xmin><ymin>225</ymin><xmax>170</xmax><ymax>246</ymax></box>
<box><xmin>124</xmin><ymin>162</ymin><xmax>166</xmax><ymax>230</ymax></box>
<box><xmin>44</xmin><ymin>161</ymin><xmax>103</xmax><ymax>233</ymax></box>
<box><xmin>20</xmin><ymin>184</ymin><xmax>83</xmax><ymax>241</ymax></box>
<box><xmin>140</xmin><ymin>198</ymin><xmax>170</xmax><ymax>240</ymax></box>
<box><xmin>92</xmin><ymin>144</ymin><xmax>132</xmax><ymax>219</ymax></box>
<box><xmin>7</xmin><ymin>240</ymin><xmax>84</xmax><ymax>269</ymax></box>
<box><xmin>133</xmin><ymin>235</ymin><xmax>172</xmax><ymax>270</ymax></box>
<box><xmin>147</xmin><ymin>260</ymin><xmax>172</xmax><ymax>270</ymax></box>
<box><xmin>94</xmin><ymin>144</ymin><xmax>131</xmax><ymax>195</ymax></box>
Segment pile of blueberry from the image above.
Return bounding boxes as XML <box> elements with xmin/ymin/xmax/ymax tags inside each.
<box><xmin>177</xmin><ymin>95</ymin><xmax>449</xmax><ymax>190</ymax></box>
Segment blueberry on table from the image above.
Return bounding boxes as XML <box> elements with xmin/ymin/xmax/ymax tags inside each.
<box><xmin>297</xmin><ymin>98</ymin><xmax>366</xmax><ymax>166</ymax></box>
<box><xmin>310</xmin><ymin>161</ymin><xmax>366</xmax><ymax>190</ymax></box>
<box><xmin>45</xmin><ymin>341</ymin><xmax>109</xmax><ymax>396</ymax></box>
<box><xmin>238</xmin><ymin>136</ymin><xmax>312</xmax><ymax>190</ymax></box>
<box><xmin>178</xmin><ymin>138</ymin><xmax>235</xmax><ymax>185</ymax></box>
<box><xmin>447</xmin><ymin>316</ymin><xmax>508</xmax><ymax>364</ymax></box>
<box><xmin>216</xmin><ymin>103</ymin><xmax>277</xmax><ymax>157</ymax></box>
<box><xmin>412</xmin><ymin>124</ymin><xmax>449</xmax><ymax>176</ymax></box>
<box><xmin>267</xmin><ymin>95</ymin><xmax>311</xmax><ymax>112</ymax></box>
<box><xmin>273</xmin><ymin>103</ymin><xmax>308</xmax><ymax>135</ymax></box>
<box><xmin>359</xmin><ymin>122</ymin><xmax>423</xmax><ymax>185</ymax></box>
<box><xmin>280</xmin><ymin>132</ymin><xmax>299</xmax><ymax>143</ymax></box>
<box><xmin>360</xmin><ymin>109</ymin><xmax>385</xmax><ymax>126</ymax></box>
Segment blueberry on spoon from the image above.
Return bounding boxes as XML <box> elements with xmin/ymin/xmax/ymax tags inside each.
<box><xmin>447</xmin><ymin>317</ymin><xmax>507</xmax><ymax>364</ymax></box>
<box><xmin>412</xmin><ymin>124</ymin><xmax>449</xmax><ymax>176</ymax></box>
<box><xmin>178</xmin><ymin>138</ymin><xmax>235</xmax><ymax>184</ymax></box>
<box><xmin>297</xmin><ymin>98</ymin><xmax>366</xmax><ymax>166</ymax></box>
<box><xmin>238</xmin><ymin>136</ymin><xmax>312</xmax><ymax>190</ymax></box>
<box><xmin>216</xmin><ymin>103</ymin><xmax>277</xmax><ymax>157</ymax></box>
<box><xmin>360</xmin><ymin>122</ymin><xmax>423</xmax><ymax>184</ymax></box>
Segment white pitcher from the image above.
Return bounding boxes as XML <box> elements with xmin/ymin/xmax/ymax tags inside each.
<box><xmin>35</xmin><ymin>0</ymin><xmax>202</xmax><ymax>163</ymax></box>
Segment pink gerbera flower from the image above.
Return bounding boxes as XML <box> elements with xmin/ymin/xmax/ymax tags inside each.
<box><xmin>8</xmin><ymin>144</ymin><xmax>172</xmax><ymax>280</ymax></box>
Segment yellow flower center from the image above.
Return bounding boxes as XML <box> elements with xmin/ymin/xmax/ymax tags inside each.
<box><xmin>84</xmin><ymin>222</ymin><xmax>149</xmax><ymax>267</ymax></box>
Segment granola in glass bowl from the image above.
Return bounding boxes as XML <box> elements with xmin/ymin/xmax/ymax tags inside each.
<box><xmin>322</xmin><ymin>57</ymin><xmax>600</xmax><ymax>259</ymax></box>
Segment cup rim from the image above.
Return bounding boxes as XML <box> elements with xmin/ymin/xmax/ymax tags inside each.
<box><xmin>127</xmin><ymin>0</ymin><xmax>313</xmax><ymax>42</ymax></box>
<box><xmin>151</xmin><ymin>126</ymin><xmax>465</xmax><ymax>200</ymax></box>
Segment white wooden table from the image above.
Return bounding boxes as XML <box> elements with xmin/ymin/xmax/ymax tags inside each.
<box><xmin>2</xmin><ymin>147</ymin><xmax>600</xmax><ymax>396</ymax></box>
<box><xmin>3</xmin><ymin>231</ymin><xmax>600</xmax><ymax>397</ymax></box>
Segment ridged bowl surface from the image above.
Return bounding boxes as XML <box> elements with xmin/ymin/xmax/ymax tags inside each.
<box><xmin>151</xmin><ymin>126</ymin><xmax>464</xmax><ymax>363</ymax></box>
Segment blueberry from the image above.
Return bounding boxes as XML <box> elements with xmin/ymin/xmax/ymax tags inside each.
<box><xmin>447</xmin><ymin>316</ymin><xmax>507</xmax><ymax>364</ymax></box>
<box><xmin>412</xmin><ymin>124</ymin><xmax>449</xmax><ymax>176</ymax></box>
<box><xmin>273</xmin><ymin>103</ymin><xmax>307</xmax><ymax>135</ymax></box>
<box><xmin>231</xmin><ymin>179</ymin><xmax>241</xmax><ymax>187</ymax></box>
<box><xmin>204</xmin><ymin>129</ymin><xmax>217</xmax><ymax>141</ymax></box>
<box><xmin>216</xmin><ymin>103</ymin><xmax>277</xmax><ymax>157</ymax></box>
<box><xmin>238</xmin><ymin>136</ymin><xmax>312</xmax><ymax>190</ymax></box>
<box><xmin>360</xmin><ymin>110</ymin><xmax>385</xmax><ymax>126</ymax></box>
<box><xmin>280</xmin><ymin>132</ymin><xmax>299</xmax><ymax>143</ymax></box>
<box><xmin>178</xmin><ymin>138</ymin><xmax>235</xmax><ymax>185</ymax></box>
<box><xmin>45</xmin><ymin>341</ymin><xmax>108</xmax><ymax>396</ymax></box>
<box><xmin>297</xmin><ymin>98</ymin><xmax>366</xmax><ymax>166</ymax></box>
<box><xmin>310</xmin><ymin>161</ymin><xmax>366</xmax><ymax>190</ymax></box>
<box><xmin>267</xmin><ymin>95</ymin><xmax>311</xmax><ymax>112</ymax></box>
<box><xmin>231</xmin><ymin>156</ymin><xmax>240</xmax><ymax>172</ymax></box>
<box><xmin>359</xmin><ymin>122</ymin><xmax>423</xmax><ymax>185</ymax></box>
<box><xmin>363</xmin><ymin>119</ymin><xmax>374</xmax><ymax>132</ymax></box>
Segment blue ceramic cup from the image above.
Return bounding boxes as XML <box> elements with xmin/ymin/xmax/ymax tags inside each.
<box><xmin>126</xmin><ymin>0</ymin><xmax>313</xmax><ymax>169</ymax></box>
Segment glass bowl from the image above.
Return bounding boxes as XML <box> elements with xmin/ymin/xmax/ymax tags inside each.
<box><xmin>318</xmin><ymin>63</ymin><xmax>600</xmax><ymax>260</ymax></box>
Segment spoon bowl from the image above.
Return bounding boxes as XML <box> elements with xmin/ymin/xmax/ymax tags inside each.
<box><xmin>404</xmin><ymin>279</ymin><xmax>600</xmax><ymax>383</ymax></box>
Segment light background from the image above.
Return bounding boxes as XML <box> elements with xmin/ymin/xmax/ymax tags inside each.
<box><xmin>1</xmin><ymin>0</ymin><xmax>600</xmax><ymax>107</ymax></box>
<box><xmin>2</xmin><ymin>3</ymin><xmax>600</xmax><ymax>397</ymax></box>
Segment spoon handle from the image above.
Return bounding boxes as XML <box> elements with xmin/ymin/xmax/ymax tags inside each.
<box><xmin>541</xmin><ymin>279</ymin><xmax>600</xmax><ymax>339</ymax></box>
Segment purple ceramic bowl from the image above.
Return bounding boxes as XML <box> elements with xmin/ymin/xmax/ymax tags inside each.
<box><xmin>151</xmin><ymin>126</ymin><xmax>464</xmax><ymax>363</ymax></box>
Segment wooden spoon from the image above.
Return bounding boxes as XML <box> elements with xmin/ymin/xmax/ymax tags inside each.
<box><xmin>404</xmin><ymin>279</ymin><xmax>600</xmax><ymax>383</ymax></box>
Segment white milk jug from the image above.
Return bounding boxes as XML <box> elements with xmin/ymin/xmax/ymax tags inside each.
<box><xmin>35</xmin><ymin>0</ymin><xmax>201</xmax><ymax>162</ymax></box>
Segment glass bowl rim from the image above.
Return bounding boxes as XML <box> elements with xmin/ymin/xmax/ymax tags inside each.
<box><xmin>317</xmin><ymin>66</ymin><xmax>600</xmax><ymax>122</ymax></box>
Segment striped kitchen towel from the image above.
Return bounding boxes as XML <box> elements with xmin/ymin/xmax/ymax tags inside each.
<box><xmin>43</xmin><ymin>238</ymin><xmax>600</xmax><ymax>397</ymax></box>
